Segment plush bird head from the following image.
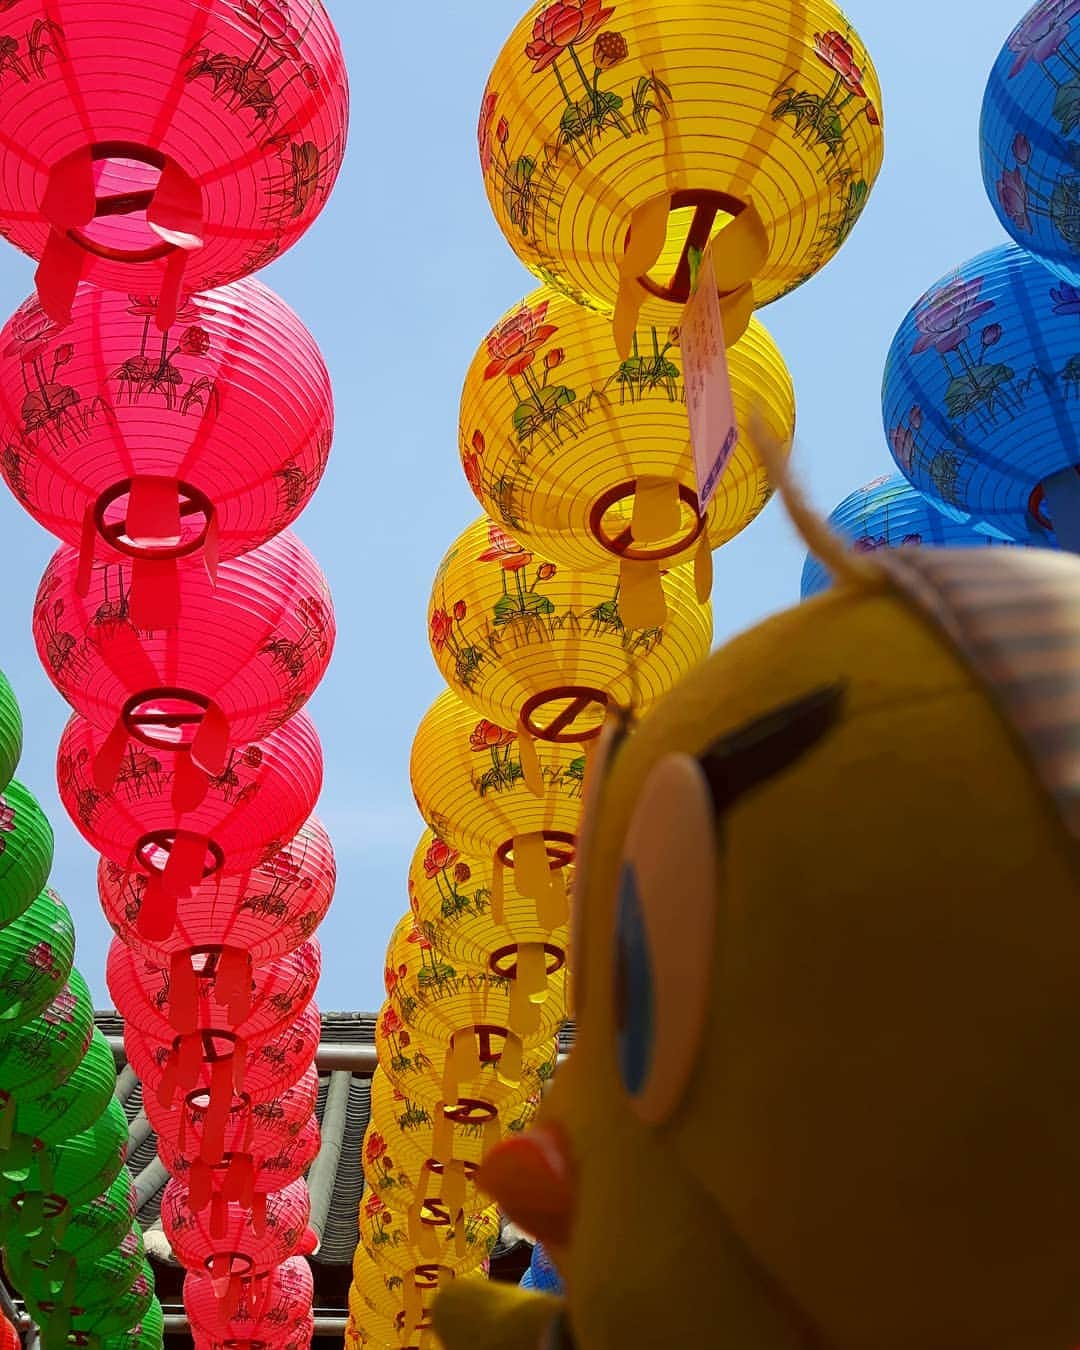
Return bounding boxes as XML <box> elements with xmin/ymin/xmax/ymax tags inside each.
<box><xmin>435</xmin><ymin>489</ymin><xmax>1080</xmax><ymax>1350</ymax></box>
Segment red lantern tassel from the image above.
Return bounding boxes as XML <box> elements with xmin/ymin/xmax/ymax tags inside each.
<box><xmin>169</xmin><ymin>952</ymin><xmax>200</xmax><ymax>1035</ymax></box>
<box><xmin>188</xmin><ymin>1158</ymin><xmax>213</xmax><ymax>1214</ymax></box>
<box><xmin>216</xmin><ymin>948</ymin><xmax>252</xmax><ymax>1028</ymax></box>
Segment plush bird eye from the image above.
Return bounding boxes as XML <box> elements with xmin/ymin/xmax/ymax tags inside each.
<box><xmin>612</xmin><ymin>753</ymin><xmax>719</xmax><ymax>1126</ymax></box>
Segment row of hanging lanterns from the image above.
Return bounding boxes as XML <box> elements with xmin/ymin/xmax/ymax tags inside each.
<box><xmin>349</xmin><ymin>2</ymin><xmax>884</xmax><ymax>1344</ymax></box>
<box><xmin>878</xmin><ymin>0</ymin><xmax>1080</xmax><ymax>555</ymax></box>
<box><xmin>0</xmin><ymin>1</ymin><xmax>350</xmax><ymax>1347</ymax></box>
<box><xmin>0</xmin><ymin>664</ymin><xmax>161</xmax><ymax>1350</ymax></box>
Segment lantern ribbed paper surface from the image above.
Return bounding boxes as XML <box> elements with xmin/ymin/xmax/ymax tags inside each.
<box><xmin>351</xmin><ymin>1241</ymin><xmax>486</xmax><ymax>1333</ymax></box>
<box><xmin>8</xmin><ymin>1029</ymin><xmax>117</xmax><ymax>1148</ymax></box>
<box><xmin>386</xmin><ymin>914</ymin><xmax>565</xmax><ymax>1052</ymax></box>
<box><xmin>801</xmin><ymin>475</ymin><xmax>1018</xmax><ymax>598</ymax></box>
<box><xmin>58</xmin><ymin>709</ymin><xmax>323</xmax><ymax>889</ymax></box>
<box><xmin>460</xmin><ymin>291</ymin><xmax>795</xmax><ymax>576</ymax></box>
<box><xmin>406</xmin><ymin>832</ymin><xmax>570</xmax><ymax>992</ymax></box>
<box><xmin>184</xmin><ymin>1257</ymin><xmax>314</xmax><ymax>1344</ymax></box>
<box><xmin>365</xmin><ymin>1068</ymin><xmax>539</xmax><ymax>1221</ymax></box>
<box><xmin>106</xmin><ymin>937</ymin><xmax>320</xmax><ymax>1043</ymax></box>
<box><xmin>0</xmin><ymin>0</ymin><xmax>347</xmax><ymax>321</ymax></box>
<box><xmin>480</xmin><ymin>0</ymin><xmax>883</xmax><ymax>329</ymax></box>
<box><xmin>153</xmin><ymin>1064</ymin><xmax>318</xmax><ymax>1177</ymax></box>
<box><xmin>8</xmin><ymin>1227</ymin><xmax>144</xmax><ymax>1313</ymax></box>
<box><xmin>28</xmin><ymin>1259</ymin><xmax>154</xmax><ymax>1344</ymax></box>
<box><xmin>411</xmin><ymin>692</ymin><xmax>583</xmax><ymax>924</ymax></box>
<box><xmin>56</xmin><ymin>1171</ymin><xmax>139</xmax><ymax>1265</ymax></box>
<box><xmin>35</xmin><ymin>531</ymin><xmax>334</xmax><ymax>746</ymax></box>
<box><xmin>0</xmin><ymin>672</ymin><xmax>21</xmax><ymax>794</ymax></box>
<box><xmin>99</xmin><ymin>815</ymin><xmax>334</xmax><ymax>967</ymax></box>
<box><xmin>981</xmin><ymin>0</ymin><xmax>1080</xmax><ymax>286</ymax></box>
<box><xmin>99</xmin><ymin>1298</ymin><xmax>163</xmax><ymax>1350</ymax></box>
<box><xmin>124</xmin><ymin>998</ymin><xmax>321</xmax><ymax>1111</ymax></box>
<box><xmin>0</xmin><ymin>887</ymin><xmax>75</xmax><ymax>1030</ymax></box>
<box><xmin>160</xmin><ymin>1114</ymin><xmax>320</xmax><ymax>1205</ymax></box>
<box><xmin>429</xmin><ymin>517</ymin><xmax>711</xmax><ymax>747</ymax></box>
<box><xmin>161</xmin><ymin>1176</ymin><xmax>312</xmax><ymax>1277</ymax></box>
<box><xmin>356</xmin><ymin>1195</ymin><xmax>499</xmax><ymax>1280</ymax></box>
<box><xmin>883</xmin><ymin>243</ymin><xmax>1080</xmax><ymax>544</ymax></box>
<box><xmin>0</xmin><ymin>780</ymin><xmax>54</xmax><ymax>927</ymax></box>
<box><xmin>0</xmin><ymin>1096</ymin><xmax>128</xmax><ymax>1216</ymax></box>
<box><xmin>0</xmin><ymin>281</ymin><xmax>333</xmax><ymax>591</ymax></box>
<box><xmin>375</xmin><ymin>997</ymin><xmax>556</xmax><ymax>1126</ymax></box>
<box><xmin>0</xmin><ymin>971</ymin><xmax>94</xmax><ymax>1106</ymax></box>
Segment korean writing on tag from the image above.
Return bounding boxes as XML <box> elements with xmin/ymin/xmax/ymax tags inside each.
<box><xmin>682</xmin><ymin>247</ymin><xmax>739</xmax><ymax>511</ymax></box>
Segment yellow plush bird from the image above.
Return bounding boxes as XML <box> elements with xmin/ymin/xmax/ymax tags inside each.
<box><xmin>434</xmin><ymin>467</ymin><xmax>1080</xmax><ymax>1350</ymax></box>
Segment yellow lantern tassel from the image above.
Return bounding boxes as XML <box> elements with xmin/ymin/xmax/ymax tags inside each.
<box><xmin>454</xmin><ymin>1212</ymin><xmax>467</xmax><ymax>1259</ymax></box>
<box><xmin>694</xmin><ymin>530</ymin><xmax>713</xmax><ymax>605</ymax></box>
<box><xmin>514</xmin><ymin>831</ymin><xmax>551</xmax><ymax>903</ymax></box>
<box><xmin>443</xmin><ymin>1160</ymin><xmax>467</xmax><ymax>1217</ymax></box>
<box><xmin>711</xmin><ymin>200</ymin><xmax>769</xmax><ymax>296</ymax></box>
<box><xmin>516</xmin><ymin>720</ymin><xmax>544</xmax><ymax>798</ymax></box>
<box><xmin>618</xmin><ymin>558</ymin><xmax>667</xmax><ymax>630</ymax></box>
<box><xmin>483</xmin><ymin>1115</ymin><xmax>502</xmax><ymax>1155</ymax></box>
<box><xmin>614</xmin><ymin>194</ymin><xmax>671</xmax><ymax>358</ymax></box>
<box><xmin>537</xmin><ymin>865</ymin><xmax>570</xmax><ymax>932</ymax></box>
<box><xmin>633</xmin><ymin>475</ymin><xmax>682</xmax><ymax>540</ymax></box>
<box><xmin>445</xmin><ymin>1032</ymin><xmax>480</xmax><ymax>1104</ymax></box>
<box><xmin>409</xmin><ymin>1203</ymin><xmax>440</xmax><ymax>1261</ymax></box>
<box><xmin>490</xmin><ymin>853</ymin><xmax>505</xmax><ymax>925</ymax></box>
<box><xmin>509</xmin><ymin>977</ymin><xmax>542</xmax><ymax>1040</ymax></box>
<box><xmin>432</xmin><ymin>1105</ymin><xmax>452</xmax><ymax>1164</ymax></box>
<box><xmin>404</xmin><ymin>1277</ymin><xmax>422</xmax><ymax>1332</ymax></box>
<box><xmin>518</xmin><ymin>942</ymin><xmax>549</xmax><ymax>1005</ymax></box>
<box><xmin>498</xmin><ymin>1030</ymin><xmax>524</xmax><ymax>1086</ymax></box>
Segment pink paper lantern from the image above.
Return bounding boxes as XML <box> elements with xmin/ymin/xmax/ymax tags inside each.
<box><xmin>151</xmin><ymin>1062</ymin><xmax>318</xmax><ymax>1172</ymax></box>
<box><xmin>57</xmin><ymin>711</ymin><xmax>322</xmax><ymax>931</ymax></box>
<box><xmin>99</xmin><ymin>816</ymin><xmax>335</xmax><ymax>968</ymax></box>
<box><xmin>123</xmin><ymin>998</ymin><xmax>321</xmax><ymax>1125</ymax></box>
<box><xmin>0</xmin><ymin>0</ymin><xmax>348</xmax><ymax>326</ymax></box>
<box><xmin>106</xmin><ymin>936</ymin><xmax>320</xmax><ymax>1041</ymax></box>
<box><xmin>33</xmin><ymin>530</ymin><xmax>334</xmax><ymax>761</ymax></box>
<box><xmin>161</xmin><ymin>1176</ymin><xmax>312</xmax><ymax>1295</ymax></box>
<box><xmin>0</xmin><ymin>280</ymin><xmax>333</xmax><ymax>628</ymax></box>
<box><xmin>184</xmin><ymin>1257</ymin><xmax>314</xmax><ymax>1346</ymax></box>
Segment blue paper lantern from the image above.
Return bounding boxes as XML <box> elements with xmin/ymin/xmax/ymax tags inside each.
<box><xmin>981</xmin><ymin>0</ymin><xmax>1080</xmax><ymax>286</ymax></box>
<box><xmin>801</xmin><ymin>475</ymin><xmax>1018</xmax><ymax>598</ymax></box>
<box><xmin>882</xmin><ymin>242</ymin><xmax>1080</xmax><ymax>549</ymax></box>
<box><xmin>523</xmin><ymin>1242</ymin><xmax>563</xmax><ymax>1295</ymax></box>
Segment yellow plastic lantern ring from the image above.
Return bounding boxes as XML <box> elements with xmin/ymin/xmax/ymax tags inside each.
<box><xmin>479</xmin><ymin>0</ymin><xmax>884</xmax><ymax>346</ymax></box>
<box><xmin>428</xmin><ymin>516</ymin><xmax>712</xmax><ymax>768</ymax></box>
<box><xmin>410</xmin><ymin>692</ymin><xmax>584</xmax><ymax>927</ymax></box>
<box><xmin>460</xmin><ymin>287</ymin><xmax>795</xmax><ymax>620</ymax></box>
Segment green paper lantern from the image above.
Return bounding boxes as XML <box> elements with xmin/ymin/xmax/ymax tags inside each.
<box><xmin>7</xmin><ymin>1226</ymin><xmax>144</xmax><ymax>1318</ymax></box>
<box><xmin>0</xmin><ymin>888</ymin><xmax>75</xmax><ymax>1030</ymax></box>
<box><xmin>9</xmin><ymin>1030</ymin><xmax>117</xmax><ymax>1150</ymax></box>
<box><xmin>30</xmin><ymin>1258</ymin><xmax>155</xmax><ymax>1349</ymax></box>
<box><xmin>0</xmin><ymin>780</ymin><xmax>54</xmax><ymax>927</ymax></box>
<box><xmin>0</xmin><ymin>970</ymin><xmax>94</xmax><ymax>1121</ymax></box>
<box><xmin>96</xmin><ymin>1296</ymin><xmax>163</xmax><ymax>1350</ymax></box>
<box><xmin>56</xmin><ymin>1169</ymin><xmax>138</xmax><ymax>1266</ymax></box>
<box><xmin>0</xmin><ymin>671</ymin><xmax>22</xmax><ymax>793</ymax></box>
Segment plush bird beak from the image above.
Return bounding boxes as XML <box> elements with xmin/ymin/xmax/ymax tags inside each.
<box><xmin>476</xmin><ymin>1124</ymin><xmax>575</xmax><ymax>1249</ymax></box>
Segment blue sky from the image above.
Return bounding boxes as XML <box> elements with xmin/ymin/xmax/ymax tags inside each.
<box><xmin>0</xmin><ymin>0</ymin><xmax>1030</xmax><ymax>1007</ymax></box>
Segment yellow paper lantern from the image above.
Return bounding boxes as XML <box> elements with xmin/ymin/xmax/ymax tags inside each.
<box><xmin>428</xmin><ymin>516</ymin><xmax>712</xmax><ymax>760</ymax></box>
<box><xmin>407</xmin><ymin>828</ymin><xmax>571</xmax><ymax>994</ymax></box>
<box><xmin>459</xmin><ymin>289</ymin><xmax>795</xmax><ymax>623</ymax></box>
<box><xmin>410</xmin><ymin>693</ymin><xmax>583</xmax><ymax>926</ymax></box>
<box><xmin>351</xmin><ymin>1244</ymin><xmax>485</xmax><ymax>1342</ymax></box>
<box><xmin>479</xmin><ymin>0</ymin><xmax>884</xmax><ymax>344</ymax></box>
<box><xmin>375</xmin><ymin>990</ymin><xmax>556</xmax><ymax>1136</ymax></box>
<box><xmin>364</xmin><ymin>1067</ymin><xmax>539</xmax><ymax>1223</ymax></box>
<box><xmin>356</xmin><ymin>1195</ymin><xmax>499</xmax><ymax>1281</ymax></box>
<box><xmin>386</xmin><ymin>911</ymin><xmax>565</xmax><ymax>1054</ymax></box>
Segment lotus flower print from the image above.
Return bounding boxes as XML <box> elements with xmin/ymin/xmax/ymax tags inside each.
<box><xmin>911</xmin><ymin>276</ymin><xmax>996</xmax><ymax>355</ymax></box>
<box><xmin>1007</xmin><ymin>0</ymin><xmax>1080</xmax><ymax>76</ymax></box>
<box><xmin>525</xmin><ymin>0</ymin><xmax>615</xmax><ymax>71</ymax></box>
